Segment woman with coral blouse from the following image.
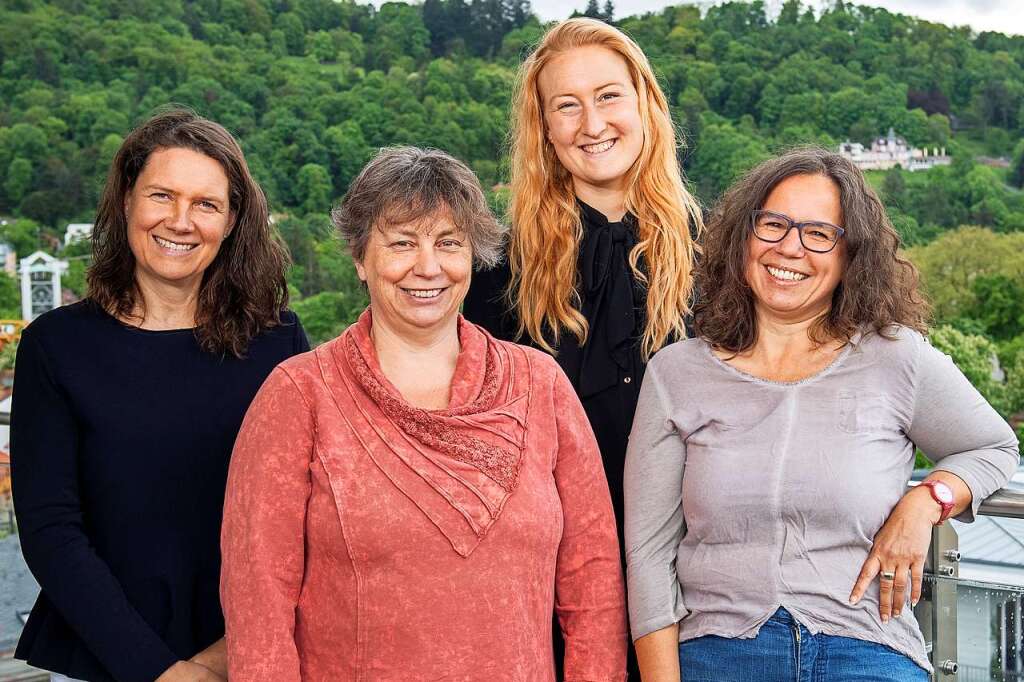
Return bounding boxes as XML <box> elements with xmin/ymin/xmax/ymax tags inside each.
<box><xmin>464</xmin><ymin>18</ymin><xmax>702</xmax><ymax>545</ymax></box>
<box><xmin>221</xmin><ymin>147</ymin><xmax>627</xmax><ymax>681</ymax></box>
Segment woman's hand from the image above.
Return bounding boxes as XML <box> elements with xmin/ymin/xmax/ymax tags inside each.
<box><xmin>155</xmin><ymin>660</ymin><xmax>226</xmax><ymax>682</ymax></box>
<box><xmin>189</xmin><ymin>637</ymin><xmax>227</xmax><ymax>678</ymax></box>
<box><xmin>848</xmin><ymin>486</ymin><xmax>940</xmax><ymax>622</ymax></box>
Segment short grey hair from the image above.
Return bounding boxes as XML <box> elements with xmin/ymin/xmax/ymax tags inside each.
<box><xmin>332</xmin><ymin>146</ymin><xmax>505</xmax><ymax>269</ymax></box>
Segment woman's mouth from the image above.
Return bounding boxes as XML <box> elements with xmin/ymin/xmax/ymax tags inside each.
<box><xmin>402</xmin><ymin>287</ymin><xmax>445</xmax><ymax>299</ymax></box>
<box><xmin>765</xmin><ymin>265</ymin><xmax>809</xmax><ymax>282</ymax></box>
<box><xmin>153</xmin><ymin>235</ymin><xmax>198</xmax><ymax>253</ymax></box>
<box><xmin>580</xmin><ymin>139</ymin><xmax>616</xmax><ymax>155</ymax></box>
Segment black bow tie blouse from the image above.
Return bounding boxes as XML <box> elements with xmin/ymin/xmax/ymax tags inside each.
<box><xmin>463</xmin><ymin>200</ymin><xmax>647</xmax><ymax>536</ymax></box>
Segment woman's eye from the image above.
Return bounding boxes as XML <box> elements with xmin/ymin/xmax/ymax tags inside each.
<box><xmin>556</xmin><ymin>101</ymin><xmax>578</xmax><ymax>112</ymax></box>
<box><xmin>150</xmin><ymin>192</ymin><xmax>170</xmax><ymax>201</ymax></box>
<box><xmin>197</xmin><ymin>201</ymin><xmax>219</xmax><ymax>211</ymax></box>
<box><xmin>439</xmin><ymin>239</ymin><xmax>462</xmax><ymax>248</ymax></box>
<box><xmin>599</xmin><ymin>92</ymin><xmax>621</xmax><ymax>102</ymax></box>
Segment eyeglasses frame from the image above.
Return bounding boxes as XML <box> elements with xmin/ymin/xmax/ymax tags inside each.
<box><xmin>749</xmin><ymin>209</ymin><xmax>846</xmax><ymax>254</ymax></box>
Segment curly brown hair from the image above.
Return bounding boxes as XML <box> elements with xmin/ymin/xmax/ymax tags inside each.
<box><xmin>87</xmin><ymin>107</ymin><xmax>290</xmax><ymax>357</ymax></box>
<box><xmin>693</xmin><ymin>147</ymin><xmax>929</xmax><ymax>352</ymax></box>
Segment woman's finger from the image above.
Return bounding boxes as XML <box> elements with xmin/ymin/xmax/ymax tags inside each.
<box><xmin>911</xmin><ymin>560</ymin><xmax>925</xmax><ymax>607</ymax></box>
<box><xmin>878</xmin><ymin>565</ymin><xmax>896</xmax><ymax>623</ymax></box>
<box><xmin>891</xmin><ymin>564</ymin><xmax>909</xmax><ymax>618</ymax></box>
<box><xmin>849</xmin><ymin>554</ymin><xmax>881</xmax><ymax>605</ymax></box>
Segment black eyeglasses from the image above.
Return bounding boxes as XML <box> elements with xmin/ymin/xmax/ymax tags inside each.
<box><xmin>750</xmin><ymin>210</ymin><xmax>845</xmax><ymax>253</ymax></box>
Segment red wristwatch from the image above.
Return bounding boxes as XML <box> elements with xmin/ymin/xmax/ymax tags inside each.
<box><xmin>918</xmin><ymin>480</ymin><xmax>955</xmax><ymax>524</ymax></box>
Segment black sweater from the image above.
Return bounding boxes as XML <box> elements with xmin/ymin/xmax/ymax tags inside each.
<box><xmin>11</xmin><ymin>301</ymin><xmax>309</xmax><ymax>682</ymax></box>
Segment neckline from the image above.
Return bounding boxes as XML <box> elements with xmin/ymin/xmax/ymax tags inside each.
<box><xmin>577</xmin><ymin>198</ymin><xmax>632</xmax><ymax>226</ymax></box>
<box><xmin>94</xmin><ymin>303</ymin><xmax>196</xmax><ymax>335</ymax></box>
<box><xmin>701</xmin><ymin>336</ymin><xmax>858</xmax><ymax>387</ymax></box>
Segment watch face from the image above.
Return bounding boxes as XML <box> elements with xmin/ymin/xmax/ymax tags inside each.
<box><xmin>934</xmin><ymin>482</ymin><xmax>954</xmax><ymax>503</ymax></box>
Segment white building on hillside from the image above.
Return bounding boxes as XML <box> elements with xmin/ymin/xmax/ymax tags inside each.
<box><xmin>64</xmin><ymin>223</ymin><xmax>92</xmax><ymax>246</ymax></box>
<box><xmin>839</xmin><ymin>128</ymin><xmax>951</xmax><ymax>172</ymax></box>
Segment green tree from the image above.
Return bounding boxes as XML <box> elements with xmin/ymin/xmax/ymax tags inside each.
<box><xmin>4</xmin><ymin>158</ymin><xmax>33</xmax><ymax>206</ymax></box>
<box><xmin>909</xmin><ymin>227</ymin><xmax>1024</xmax><ymax>323</ymax></box>
<box><xmin>929</xmin><ymin>325</ymin><xmax>1010</xmax><ymax>416</ymax></box>
<box><xmin>970</xmin><ymin>274</ymin><xmax>1024</xmax><ymax>340</ymax></box>
<box><xmin>291</xmin><ymin>290</ymin><xmax>366</xmax><ymax>345</ymax></box>
<box><xmin>295</xmin><ymin>163</ymin><xmax>333</xmax><ymax>216</ymax></box>
<box><xmin>0</xmin><ymin>273</ymin><xmax>20</xmax><ymax>318</ymax></box>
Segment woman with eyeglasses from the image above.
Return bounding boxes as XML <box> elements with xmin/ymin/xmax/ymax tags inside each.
<box><xmin>624</xmin><ymin>147</ymin><xmax>1018</xmax><ymax>681</ymax></box>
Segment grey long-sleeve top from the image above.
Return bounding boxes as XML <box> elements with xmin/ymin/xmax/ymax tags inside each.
<box><xmin>623</xmin><ymin>327</ymin><xmax>1019</xmax><ymax>672</ymax></box>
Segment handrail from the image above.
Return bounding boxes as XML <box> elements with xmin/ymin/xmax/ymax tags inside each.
<box><xmin>908</xmin><ymin>479</ymin><xmax>1024</xmax><ymax>519</ymax></box>
<box><xmin>976</xmin><ymin>486</ymin><xmax>1024</xmax><ymax>519</ymax></box>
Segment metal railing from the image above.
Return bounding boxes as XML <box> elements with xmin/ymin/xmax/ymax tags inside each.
<box><xmin>915</xmin><ymin>483</ymin><xmax>1024</xmax><ymax>681</ymax></box>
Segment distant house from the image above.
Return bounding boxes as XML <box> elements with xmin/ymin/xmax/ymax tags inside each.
<box><xmin>64</xmin><ymin>223</ymin><xmax>93</xmax><ymax>246</ymax></box>
<box><xmin>838</xmin><ymin>128</ymin><xmax>951</xmax><ymax>172</ymax></box>
<box><xmin>0</xmin><ymin>243</ymin><xmax>16</xmax><ymax>277</ymax></box>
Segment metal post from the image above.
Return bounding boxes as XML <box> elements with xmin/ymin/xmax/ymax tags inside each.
<box><xmin>923</xmin><ymin>523</ymin><xmax>960</xmax><ymax>681</ymax></box>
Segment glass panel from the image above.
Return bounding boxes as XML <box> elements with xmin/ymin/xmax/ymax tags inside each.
<box><xmin>922</xmin><ymin>574</ymin><xmax>1024</xmax><ymax>681</ymax></box>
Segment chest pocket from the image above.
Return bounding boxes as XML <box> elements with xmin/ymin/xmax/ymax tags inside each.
<box><xmin>837</xmin><ymin>391</ymin><xmax>892</xmax><ymax>434</ymax></box>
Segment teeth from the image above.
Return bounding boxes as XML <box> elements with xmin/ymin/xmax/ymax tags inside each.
<box><xmin>581</xmin><ymin>139</ymin><xmax>615</xmax><ymax>154</ymax></box>
<box><xmin>406</xmin><ymin>289</ymin><xmax>443</xmax><ymax>299</ymax></box>
<box><xmin>154</xmin><ymin>236</ymin><xmax>197</xmax><ymax>252</ymax></box>
<box><xmin>766</xmin><ymin>265</ymin><xmax>808</xmax><ymax>282</ymax></box>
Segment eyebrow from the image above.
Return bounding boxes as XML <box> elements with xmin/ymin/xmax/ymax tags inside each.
<box><xmin>548</xmin><ymin>81</ymin><xmax>628</xmax><ymax>104</ymax></box>
<box><xmin>140</xmin><ymin>185</ymin><xmax>227</xmax><ymax>204</ymax></box>
<box><xmin>382</xmin><ymin>225</ymin><xmax>463</xmax><ymax>238</ymax></box>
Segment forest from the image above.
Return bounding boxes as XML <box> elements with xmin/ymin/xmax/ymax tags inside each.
<box><xmin>2</xmin><ymin>0</ymin><xmax>1024</xmax><ymax>433</ymax></box>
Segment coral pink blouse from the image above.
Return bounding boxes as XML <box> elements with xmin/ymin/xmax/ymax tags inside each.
<box><xmin>221</xmin><ymin>311</ymin><xmax>627</xmax><ymax>681</ymax></box>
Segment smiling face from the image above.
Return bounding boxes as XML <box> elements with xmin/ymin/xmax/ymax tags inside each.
<box><xmin>745</xmin><ymin>173</ymin><xmax>847</xmax><ymax>326</ymax></box>
<box><xmin>354</xmin><ymin>209</ymin><xmax>473</xmax><ymax>339</ymax></box>
<box><xmin>124</xmin><ymin>146</ymin><xmax>232</xmax><ymax>296</ymax></box>
<box><xmin>538</xmin><ymin>44</ymin><xmax>644</xmax><ymax>202</ymax></box>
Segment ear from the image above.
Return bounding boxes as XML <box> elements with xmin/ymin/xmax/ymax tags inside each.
<box><xmin>225</xmin><ymin>211</ymin><xmax>237</xmax><ymax>239</ymax></box>
<box><xmin>354</xmin><ymin>259</ymin><xmax>367</xmax><ymax>282</ymax></box>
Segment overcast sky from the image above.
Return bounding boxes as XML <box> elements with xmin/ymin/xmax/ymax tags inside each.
<box><xmin>532</xmin><ymin>0</ymin><xmax>1023</xmax><ymax>36</ymax></box>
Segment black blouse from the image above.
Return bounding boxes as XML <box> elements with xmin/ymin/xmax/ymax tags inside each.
<box><xmin>463</xmin><ymin>200</ymin><xmax>646</xmax><ymax>535</ymax></box>
<box><xmin>11</xmin><ymin>301</ymin><xmax>309</xmax><ymax>682</ymax></box>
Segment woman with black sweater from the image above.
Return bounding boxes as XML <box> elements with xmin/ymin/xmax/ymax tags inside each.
<box><xmin>11</xmin><ymin>109</ymin><xmax>308</xmax><ymax>682</ymax></box>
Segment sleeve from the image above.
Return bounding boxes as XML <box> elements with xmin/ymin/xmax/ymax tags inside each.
<box><xmin>463</xmin><ymin>261</ymin><xmax>519</xmax><ymax>341</ymax></box>
<box><xmin>10</xmin><ymin>328</ymin><xmax>179</xmax><ymax>682</ymax></box>
<box><xmin>623</xmin><ymin>361</ymin><xmax>688</xmax><ymax>641</ymax></box>
<box><xmin>907</xmin><ymin>339</ymin><xmax>1019</xmax><ymax>522</ymax></box>
<box><xmin>291</xmin><ymin>313</ymin><xmax>311</xmax><ymax>353</ymax></box>
<box><xmin>220</xmin><ymin>366</ymin><xmax>315</xmax><ymax>682</ymax></box>
<box><xmin>550</xmin><ymin>366</ymin><xmax>628</xmax><ymax>682</ymax></box>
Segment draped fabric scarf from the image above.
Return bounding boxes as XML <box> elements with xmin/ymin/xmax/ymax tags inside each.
<box><xmin>576</xmin><ymin>200</ymin><xmax>644</xmax><ymax>398</ymax></box>
<box><xmin>331</xmin><ymin>309</ymin><xmax>531</xmax><ymax>557</ymax></box>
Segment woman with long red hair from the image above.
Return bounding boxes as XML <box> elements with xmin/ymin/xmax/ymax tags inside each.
<box><xmin>464</xmin><ymin>18</ymin><xmax>702</xmax><ymax>677</ymax></box>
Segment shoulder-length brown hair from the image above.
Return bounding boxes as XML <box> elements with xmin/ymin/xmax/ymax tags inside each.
<box><xmin>88</xmin><ymin>107</ymin><xmax>290</xmax><ymax>357</ymax></box>
<box><xmin>694</xmin><ymin>146</ymin><xmax>929</xmax><ymax>352</ymax></box>
<box><xmin>508</xmin><ymin>17</ymin><xmax>702</xmax><ymax>360</ymax></box>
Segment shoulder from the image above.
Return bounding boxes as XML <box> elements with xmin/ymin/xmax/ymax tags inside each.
<box><xmin>20</xmin><ymin>301</ymin><xmax>110</xmax><ymax>359</ymax></box>
<box><xmin>246</xmin><ymin>309</ymin><xmax>309</xmax><ymax>356</ymax></box>
<box><xmin>647</xmin><ymin>336</ymin><xmax>712</xmax><ymax>376</ymax></box>
<box><xmin>852</xmin><ymin>325</ymin><xmax>927</xmax><ymax>366</ymax></box>
<box><xmin>23</xmin><ymin>301</ymin><xmax>104</xmax><ymax>339</ymax></box>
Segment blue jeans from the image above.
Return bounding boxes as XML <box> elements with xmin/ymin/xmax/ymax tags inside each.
<box><xmin>679</xmin><ymin>608</ymin><xmax>929</xmax><ymax>682</ymax></box>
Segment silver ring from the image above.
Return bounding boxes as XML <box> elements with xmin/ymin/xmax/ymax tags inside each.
<box><xmin>880</xmin><ymin>570</ymin><xmax>896</xmax><ymax>581</ymax></box>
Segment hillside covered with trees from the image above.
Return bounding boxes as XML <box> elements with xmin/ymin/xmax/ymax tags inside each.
<box><xmin>2</xmin><ymin>0</ymin><xmax>1024</xmax><ymax>428</ymax></box>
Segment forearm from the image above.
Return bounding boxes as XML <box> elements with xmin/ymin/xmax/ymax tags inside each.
<box><xmin>634</xmin><ymin>624</ymin><xmax>680</xmax><ymax>682</ymax></box>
